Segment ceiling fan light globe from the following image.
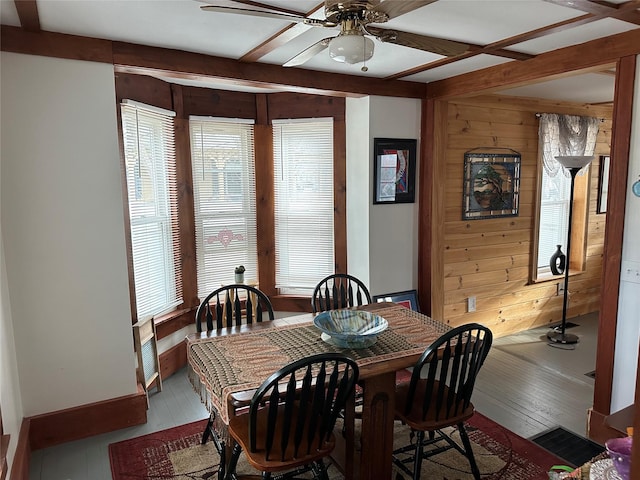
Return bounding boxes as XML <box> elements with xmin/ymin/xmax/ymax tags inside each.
<box><xmin>329</xmin><ymin>34</ymin><xmax>374</xmax><ymax>64</ymax></box>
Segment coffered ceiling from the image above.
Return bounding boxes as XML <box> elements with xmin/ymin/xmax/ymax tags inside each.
<box><xmin>2</xmin><ymin>0</ymin><xmax>638</xmax><ymax>102</ymax></box>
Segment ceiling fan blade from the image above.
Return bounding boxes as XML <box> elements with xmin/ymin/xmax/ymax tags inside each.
<box><xmin>283</xmin><ymin>37</ymin><xmax>332</xmax><ymax>67</ymax></box>
<box><xmin>200</xmin><ymin>5</ymin><xmax>331</xmax><ymax>26</ymax></box>
<box><xmin>201</xmin><ymin>5</ymin><xmax>306</xmax><ymax>22</ymax></box>
<box><xmin>367</xmin><ymin>26</ymin><xmax>469</xmax><ymax>57</ymax></box>
<box><xmin>375</xmin><ymin>0</ymin><xmax>437</xmax><ymax>20</ymax></box>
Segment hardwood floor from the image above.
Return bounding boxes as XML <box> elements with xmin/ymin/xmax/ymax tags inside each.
<box><xmin>27</xmin><ymin>313</ymin><xmax>597</xmax><ymax>479</ymax></box>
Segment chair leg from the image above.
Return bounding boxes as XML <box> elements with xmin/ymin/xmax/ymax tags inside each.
<box><xmin>202</xmin><ymin>415</ymin><xmax>214</xmax><ymax>444</ymax></box>
<box><xmin>457</xmin><ymin>422</ymin><xmax>481</xmax><ymax>480</ymax></box>
<box><xmin>413</xmin><ymin>430</ymin><xmax>425</xmax><ymax>480</ymax></box>
<box><xmin>224</xmin><ymin>443</ymin><xmax>242</xmax><ymax>480</ymax></box>
<box><xmin>311</xmin><ymin>460</ymin><xmax>330</xmax><ymax>480</ymax></box>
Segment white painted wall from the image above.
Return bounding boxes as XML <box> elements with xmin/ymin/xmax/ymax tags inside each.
<box><xmin>611</xmin><ymin>55</ymin><xmax>640</xmax><ymax>412</ymax></box>
<box><xmin>0</xmin><ymin>166</ymin><xmax>23</xmax><ymax>480</ymax></box>
<box><xmin>0</xmin><ymin>53</ymin><xmax>137</xmax><ymax>419</ymax></box>
<box><xmin>345</xmin><ymin>96</ymin><xmax>421</xmax><ymax>297</ymax></box>
<box><xmin>345</xmin><ymin>97</ymin><xmax>371</xmax><ymax>284</ymax></box>
<box><xmin>368</xmin><ymin>96</ymin><xmax>421</xmax><ymax>297</ymax></box>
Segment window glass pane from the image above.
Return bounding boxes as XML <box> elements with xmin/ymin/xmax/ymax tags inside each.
<box><xmin>121</xmin><ymin>103</ymin><xmax>182</xmax><ymax>318</ymax></box>
<box><xmin>273</xmin><ymin>118</ymin><xmax>334</xmax><ymax>295</ymax></box>
<box><xmin>537</xmin><ymin>170</ymin><xmax>571</xmax><ymax>273</ymax></box>
<box><xmin>190</xmin><ymin>118</ymin><xmax>258</xmax><ymax>299</ymax></box>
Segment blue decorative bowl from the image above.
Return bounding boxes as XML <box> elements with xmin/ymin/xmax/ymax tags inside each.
<box><xmin>313</xmin><ymin>310</ymin><xmax>388</xmax><ymax>349</ymax></box>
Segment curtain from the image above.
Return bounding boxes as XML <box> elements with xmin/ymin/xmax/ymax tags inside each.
<box><xmin>538</xmin><ymin>113</ymin><xmax>599</xmax><ymax>177</ymax></box>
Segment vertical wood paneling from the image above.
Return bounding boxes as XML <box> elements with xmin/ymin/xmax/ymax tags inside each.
<box><xmin>441</xmin><ymin>95</ymin><xmax>612</xmax><ymax>337</ymax></box>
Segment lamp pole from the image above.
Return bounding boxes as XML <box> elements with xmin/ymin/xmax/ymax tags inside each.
<box><xmin>547</xmin><ymin>156</ymin><xmax>593</xmax><ymax>345</ymax></box>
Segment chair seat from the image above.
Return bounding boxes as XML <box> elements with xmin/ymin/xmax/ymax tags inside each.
<box><xmin>395</xmin><ymin>379</ymin><xmax>475</xmax><ymax>431</ymax></box>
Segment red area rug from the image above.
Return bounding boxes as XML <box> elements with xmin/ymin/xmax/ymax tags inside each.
<box><xmin>109</xmin><ymin>413</ymin><xmax>564</xmax><ymax>479</ymax></box>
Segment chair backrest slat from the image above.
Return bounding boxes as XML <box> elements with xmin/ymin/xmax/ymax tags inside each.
<box><xmin>195</xmin><ymin>284</ymin><xmax>275</xmax><ymax>333</ymax></box>
<box><xmin>311</xmin><ymin>273</ymin><xmax>372</xmax><ymax>313</ymax></box>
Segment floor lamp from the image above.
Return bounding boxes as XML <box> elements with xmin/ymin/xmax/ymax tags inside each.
<box><xmin>547</xmin><ymin>155</ymin><xmax>594</xmax><ymax>345</ymax></box>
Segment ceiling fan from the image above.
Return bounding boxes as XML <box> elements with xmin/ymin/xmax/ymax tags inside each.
<box><xmin>200</xmin><ymin>1</ymin><xmax>470</xmax><ymax>70</ymax></box>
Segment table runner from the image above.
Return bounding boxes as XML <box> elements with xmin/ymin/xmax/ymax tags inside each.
<box><xmin>187</xmin><ymin>304</ymin><xmax>450</xmax><ymax>425</ymax></box>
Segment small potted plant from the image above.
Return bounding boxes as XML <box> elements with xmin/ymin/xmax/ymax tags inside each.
<box><xmin>234</xmin><ymin>265</ymin><xmax>245</xmax><ymax>284</ymax></box>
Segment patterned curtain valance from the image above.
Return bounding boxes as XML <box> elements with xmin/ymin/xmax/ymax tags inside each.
<box><xmin>538</xmin><ymin>113</ymin><xmax>600</xmax><ymax>177</ymax></box>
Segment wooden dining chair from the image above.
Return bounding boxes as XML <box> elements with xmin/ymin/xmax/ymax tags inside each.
<box><xmin>225</xmin><ymin>353</ymin><xmax>359</xmax><ymax>480</ymax></box>
<box><xmin>195</xmin><ymin>284</ymin><xmax>275</xmax><ymax>480</ymax></box>
<box><xmin>311</xmin><ymin>273</ymin><xmax>372</xmax><ymax>314</ymax></box>
<box><xmin>392</xmin><ymin>323</ymin><xmax>493</xmax><ymax>480</ymax></box>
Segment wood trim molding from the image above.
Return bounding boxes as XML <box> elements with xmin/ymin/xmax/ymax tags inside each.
<box><xmin>419</xmin><ymin>98</ymin><xmax>447</xmax><ymax>319</ymax></box>
<box><xmin>593</xmin><ymin>54</ymin><xmax>636</xmax><ymax>415</ymax></box>
<box><xmin>28</xmin><ymin>386</ymin><xmax>147</xmax><ymax>450</ymax></box>
<box><xmin>9</xmin><ymin>419</ymin><xmax>30</xmax><ymax>480</ymax></box>
<box><xmin>159</xmin><ymin>340</ymin><xmax>187</xmax><ymax>380</ymax></box>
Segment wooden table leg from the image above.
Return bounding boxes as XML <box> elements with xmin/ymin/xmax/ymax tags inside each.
<box><xmin>359</xmin><ymin>372</ymin><xmax>396</xmax><ymax>480</ymax></box>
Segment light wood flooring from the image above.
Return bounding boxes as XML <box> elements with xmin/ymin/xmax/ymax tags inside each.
<box><xmin>28</xmin><ymin>313</ymin><xmax>598</xmax><ymax>479</ymax></box>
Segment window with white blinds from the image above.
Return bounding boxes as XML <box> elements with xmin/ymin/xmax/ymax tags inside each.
<box><xmin>537</xmin><ymin>170</ymin><xmax>571</xmax><ymax>274</ymax></box>
<box><xmin>273</xmin><ymin>118</ymin><xmax>335</xmax><ymax>295</ymax></box>
<box><xmin>121</xmin><ymin>101</ymin><xmax>182</xmax><ymax>319</ymax></box>
<box><xmin>190</xmin><ymin>117</ymin><xmax>258</xmax><ymax>299</ymax></box>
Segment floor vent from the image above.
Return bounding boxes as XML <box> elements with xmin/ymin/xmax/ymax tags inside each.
<box><xmin>530</xmin><ymin>426</ymin><xmax>604</xmax><ymax>467</ymax></box>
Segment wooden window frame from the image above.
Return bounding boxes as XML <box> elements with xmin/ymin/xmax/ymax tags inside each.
<box><xmin>115</xmin><ymin>75</ymin><xmax>346</xmax><ymax>336</ymax></box>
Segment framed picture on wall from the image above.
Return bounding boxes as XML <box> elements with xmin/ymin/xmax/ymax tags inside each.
<box><xmin>373</xmin><ymin>138</ymin><xmax>417</xmax><ymax>204</ymax></box>
<box><xmin>597</xmin><ymin>155</ymin><xmax>610</xmax><ymax>214</ymax></box>
<box><xmin>372</xmin><ymin>289</ymin><xmax>420</xmax><ymax>312</ymax></box>
<box><xmin>462</xmin><ymin>150</ymin><xmax>521</xmax><ymax>220</ymax></box>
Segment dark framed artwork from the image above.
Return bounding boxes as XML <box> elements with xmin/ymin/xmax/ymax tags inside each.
<box><xmin>597</xmin><ymin>155</ymin><xmax>610</xmax><ymax>214</ymax></box>
<box><xmin>372</xmin><ymin>289</ymin><xmax>420</xmax><ymax>312</ymax></box>
<box><xmin>373</xmin><ymin>138</ymin><xmax>416</xmax><ymax>204</ymax></box>
<box><xmin>462</xmin><ymin>151</ymin><xmax>520</xmax><ymax>220</ymax></box>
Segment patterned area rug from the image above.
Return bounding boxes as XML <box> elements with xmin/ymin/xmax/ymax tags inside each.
<box><xmin>109</xmin><ymin>413</ymin><xmax>563</xmax><ymax>479</ymax></box>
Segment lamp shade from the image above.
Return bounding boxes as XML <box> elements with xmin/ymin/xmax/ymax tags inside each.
<box><xmin>555</xmin><ymin>155</ymin><xmax>594</xmax><ymax>169</ymax></box>
<box><xmin>329</xmin><ymin>34</ymin><xmax>374</xmax><ymax>64</ymax></box>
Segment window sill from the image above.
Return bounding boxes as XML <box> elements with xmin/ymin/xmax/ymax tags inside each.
<box><xmin>270</xmin><ymin>295</ymin><xmax>313</xmax><ymax>313</ymax></box>
<box><xmin>531</xmin><ymin>269</ymin><xmax>585</xmax><ymax>284</ymax></box>
<box><xmin>151</xmin><ymin>307</ymin><xmax>196</xmax><ymax>341</ymax></box>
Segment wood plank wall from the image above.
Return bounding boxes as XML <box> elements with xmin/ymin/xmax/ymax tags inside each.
<box><xmin>441</xmin><ymin>95</ymin><xmax>613</xmax><ymax>337</ymax></box>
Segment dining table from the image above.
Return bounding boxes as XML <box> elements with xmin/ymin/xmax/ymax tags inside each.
<box><xmin>186</xmin><ymin>301</ymin><xmax>451</xmax><ymax>479</ymax></box>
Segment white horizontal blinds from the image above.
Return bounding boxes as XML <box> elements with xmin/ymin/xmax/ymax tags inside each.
<box><xmin>273</xmin><ymin>118</ymin><xmax>335</xmax><ymax>295</ymax></box>
<box><xmin>190</xmin><ymin>117</ymin><xmax>258</xmax><ymax>299</ymax></box>
<box><xmin>537</xmin><ymin>171</ymin><xmax>571</xmax><ymax>272</ymax></box>
<box><xmin>120</xmin><ymin>102</ymin><xmax>182</xmax><ymax>319</ymax></box>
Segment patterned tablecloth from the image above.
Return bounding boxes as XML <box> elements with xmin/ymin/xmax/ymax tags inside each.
<box><xmin>187</xmin><ymin>304</ymin><xmax>451</xmax><ymax>425</ymax></box>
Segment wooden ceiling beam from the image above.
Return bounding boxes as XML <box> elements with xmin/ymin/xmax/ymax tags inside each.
<box><xmin>14</xmin><ymin>0</ymin><xmax>40</xmax><ymax>32</ymax></box>
<box><xmin>426</xmin><ymin>28</ymin><xmax>640</xmax><ymax>99</ymax></box>
<box><xmin>387</xmin><ymin>0</ymin><xmax>639</xmax><ymax>80</ymax></box>
<box><xmin>0</xmin><ymin>25</ymin><xmax>427</xmax><ymax>99</ymax></box>
<box><xmin>544</xmin><ymin>0</ymin><xmax>640</xmax><ymax>24</ymax></box>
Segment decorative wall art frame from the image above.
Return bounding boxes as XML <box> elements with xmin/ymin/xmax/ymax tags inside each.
<box><xmin>373</xmin><ymin>138</ymin><xmax>416</xmax><ymax>204</ymax></box>
<box><xmin>597</xmin><ymin>155</ymin><xmax>610</xmax><ymax>214</ymax></box>
<box><xmin>372</xmin><ymin>289</ymin><xmax>420</xmax><ymax>312</ymax></box>
<box><xmin>462</xmin><ymin>150</ymin><xmax>521</xmax><ymax>220</ymax></box>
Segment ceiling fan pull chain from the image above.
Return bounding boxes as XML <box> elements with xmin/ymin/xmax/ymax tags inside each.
<box><xmin>361</xmin><ymin>35</ymin><xmax>369</xmax><ymax>72</ymax></box>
